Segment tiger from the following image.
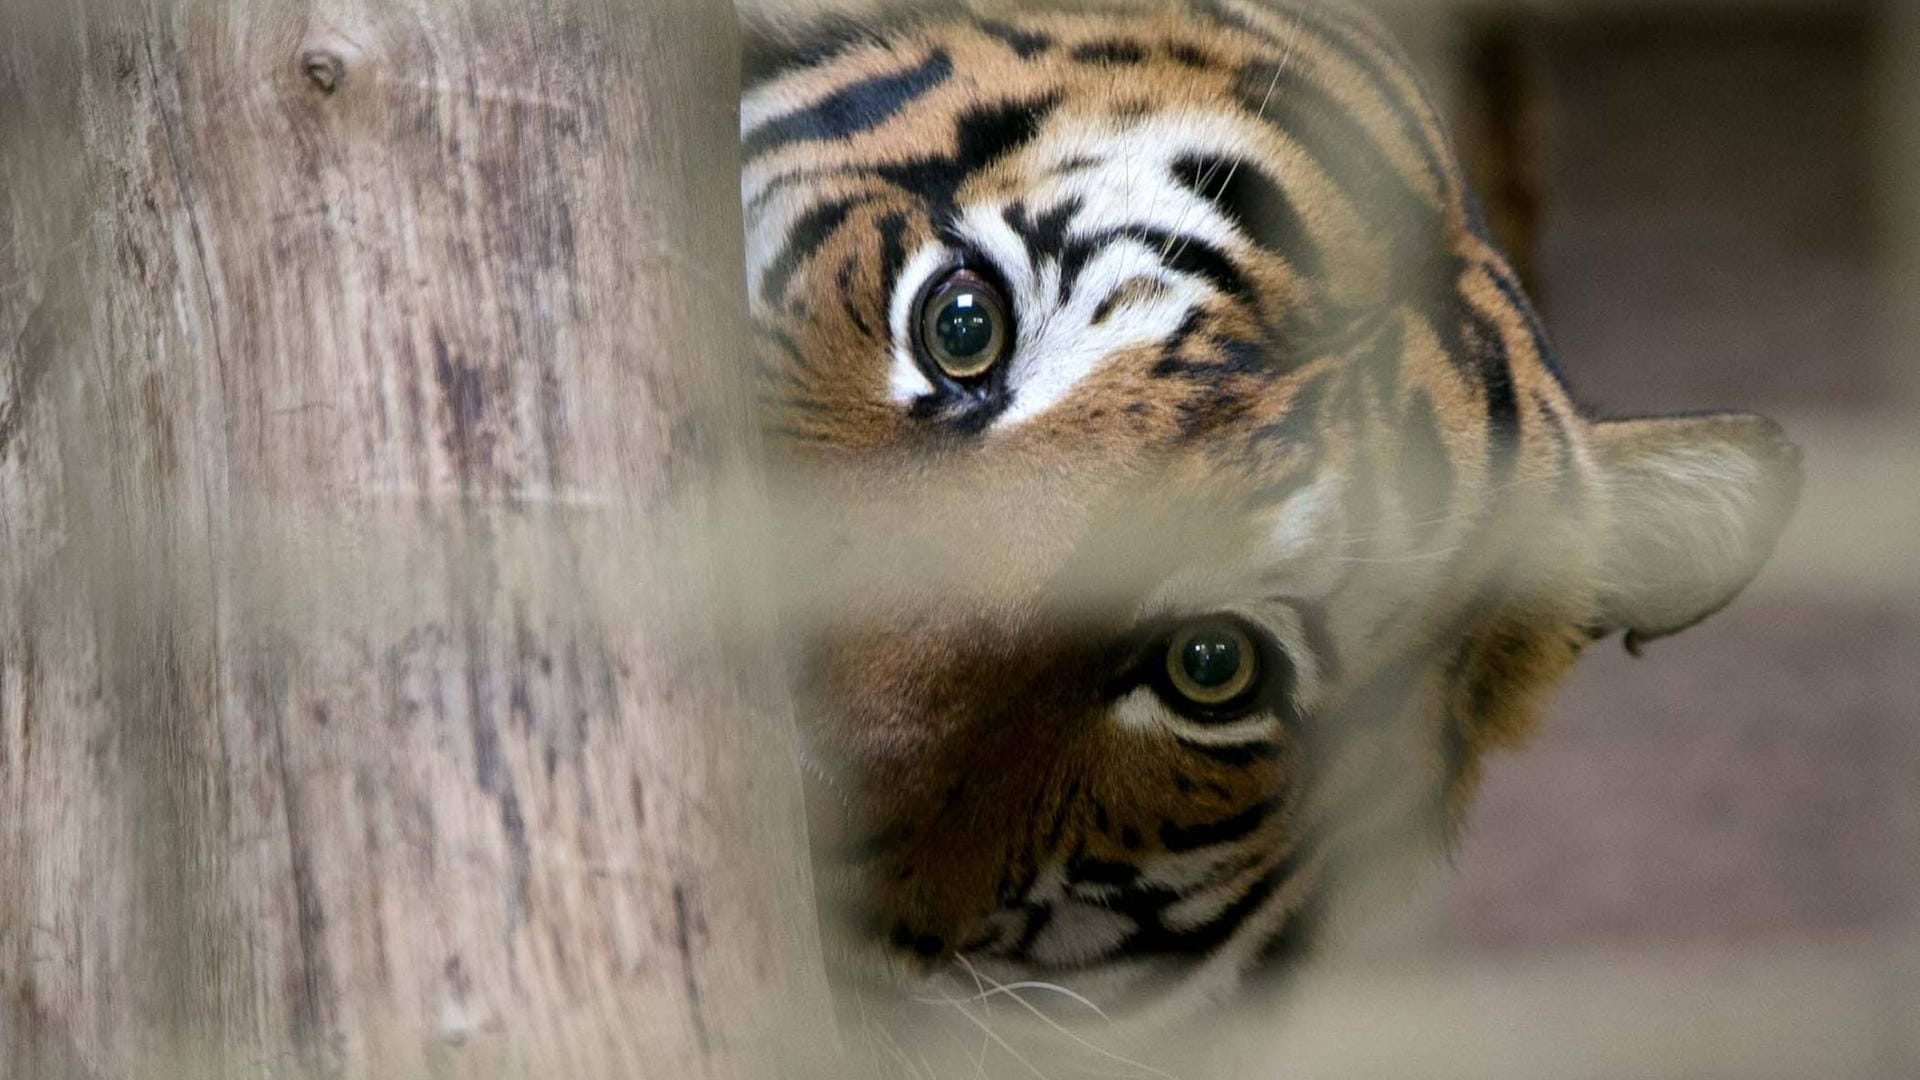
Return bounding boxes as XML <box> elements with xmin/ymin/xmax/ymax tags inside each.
<box><xmin>737</xmin><ymin>0</ymin><xmax>1802</xmax><ymax>1015</ymax></box>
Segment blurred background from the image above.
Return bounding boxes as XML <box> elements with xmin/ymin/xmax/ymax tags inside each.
<box><xmin>1204</xmin><ymin>1</ymin><xmax>1918</xmax><ymax>1076</ymax></box>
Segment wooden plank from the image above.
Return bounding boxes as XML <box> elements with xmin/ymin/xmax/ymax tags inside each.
<box><xmin>0</xmin><ymin>2</ymin><xmax>839</xmax><ymax>1076</ymax></box>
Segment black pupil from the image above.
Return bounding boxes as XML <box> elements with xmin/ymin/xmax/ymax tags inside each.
<box><xmin>1181</xmin><ymin>631</ymin><xmax>1244</xmax><ymax>690</ymax></box>
<box><xmin>935</xmin><ymin>292</ymin><xmax>995</xmax><ymax>360</ymax></box>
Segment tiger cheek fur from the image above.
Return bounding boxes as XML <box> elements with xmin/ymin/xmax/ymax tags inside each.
<box><xmin>741</xmin><ymin>1</ymin><xmax>1802</xmax><ymax>1007</ymax></box>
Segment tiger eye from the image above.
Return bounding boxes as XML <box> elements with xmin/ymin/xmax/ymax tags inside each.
<box><xmin>917</xmin><ymin>270</ymin><xmax>1010</xmax><ymax>380</ymax></box>
<box><xmin>1166</xmin><ymin>622</ymin><xmax>1259</xmax><ymax>708</ymax></box>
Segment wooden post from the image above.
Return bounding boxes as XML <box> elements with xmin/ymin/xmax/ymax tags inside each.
<box><xmin>0</xmin><ymin>2</ymin><xmax>839</xmax><ymax>1076</ymax></box>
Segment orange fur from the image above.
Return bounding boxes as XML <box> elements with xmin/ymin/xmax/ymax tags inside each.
<box><xmin>742</xmin><ymin>0</ymin><xmax>1800</xmax><ymax>1006</ymax></box>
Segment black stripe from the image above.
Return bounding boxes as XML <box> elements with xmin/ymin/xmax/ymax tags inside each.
<box><xmin>743</xmin><ymin>15</ymin><xmax>891</xmax><ymax>86</ymax></box>
<box><xmin>1048</xmin><ymin>153</ymin><xmax>1101</xmax><ymax>178</ymax></box>
<box><xmin>1060</xmin><ymin>225</ymin><xmax>1252</xmax><ymax>309</ymax></box>
<box><xmin>749</xmin><ymin>95</ymin><xmax>1058</xmax><ymax>219</ymax></box>
<box><xmin>889</xmin><ymin>922</ymin><xmax>947</xmax><ymax>959</ymax></box>
<box><xmin>833</xmin><ymin>257</ymin><xmax>872</xmax><ymax>336</ymax></box>
<box><xmin>1148</xmin><ymin>308</ymin><xmax>1207</xmax><ymax>377</ymax></box>
<box><xmin>977</xmin><ymin>20</ymin><xmax>1053</xmax><ymax>59</ymax></box>
<box><xmin>1272</xmin><ymin>0</ymin><xmax>1450</xmax><ymax>183</ymax></box>
<box><xmin>742</xmin><ymin>49</ymin><xmax>954</xmax><ymax>162</ymax></box>
<box><xmin>1058</xmin><ymin>234</ymin><xmax>1100</xmax><ymax>302</ymax></box>
<box><xmin>875</xmin><ymin>210</ymin><xmax>911</xmax><ymax>302</ymax></box>
<box><xmin>1012</xmin><ymin>903</ymin><xmax>1055</xmax><ymax>955</ymax></box>
<box><xmin>1231</xmin><ymin>62</ymin><xmax>1443</xmax><ymax>290</ymax></box>
<box><xmin>1071</xmin><ymin>39</ymin><xmax>1149</xmax><ymax>66</ymax></box>
<box><xmin>1422</xmin><ymin>271</ymin><xmax>1521</xmax><ymax>479</ymax></box>
<box><xmin>1177</xmin><ymin>738</ymin><xmax>1284</xmax><ymax>768</ymax></box>
<box><xmin>1167</xmin><ymin>41</ymin><xmax>1218</xmax><ymax>69</ymax></box>
<box><xmin>1199</xmin><ymin>0</ymin><xmax>1450</xmax><ymax>187</ymax></box>
<box><xmin>874</xmin><ymin>95</ymin><xmax>1061</xmax><ymax>216</ymax></box>
<box><xmin>1123</xmin><ymin>841</ymin><xmax>1311</xmax><ymax>955</ymax></box>
<box><xmin>1159</xmin><ymin>798</ymin><xmax>1283</xmax><ymax>853</ymax></box>
<box><xmin>1154</xmin><ymin>229</ymin><xmax>1256</xmax><ymax>303</ymax></box>
<box><xmin>1483</xmin><ymin>256</ymin><xmax>1565</xmax><ymax>381</ymax></box>
<box><xmin>1170</xmin><ymin>154</ymin><xmax>1325</xmax><ymax>282</ymax></box>
<box><xmin>952</xmin><ymin>94</ymin><xmax>1059</xmax><ymax>177</ymax></box>
<box><xmin>740</xmin><ymin>3</ymin><xmax>973</xmax><ymax>87</ymax></box>
<box><xmin>1466</xmin><ymin>306</ymin><xmax>1522</xmax><ymax>476</ymax></box>
<box><xmin>759</xmin><ymin>198</ymin><xmax>857</xmax><ymax>306</ymax></box>
<box><xmin>1002</xmin><ymin>197</ymin><xmax>1081</xmax><ymax>265</ymax></box>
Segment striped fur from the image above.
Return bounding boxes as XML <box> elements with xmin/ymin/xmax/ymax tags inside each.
<box><xmin>741</xmin><ymin>0</ymin><xmax>1801</xmax><ymax>1012</ymax></box>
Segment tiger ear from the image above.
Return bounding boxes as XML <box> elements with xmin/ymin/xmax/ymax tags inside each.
<box><xmin>1588</xmin><ymin>413</ymin><xmax>1803</xmax><ymax>653</ymax></box>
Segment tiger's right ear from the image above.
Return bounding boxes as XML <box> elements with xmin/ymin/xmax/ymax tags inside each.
<box><xmin>1587</xmin><ymin>413</ymin><xmax>1803</xmax><ymax>654</ymax></box>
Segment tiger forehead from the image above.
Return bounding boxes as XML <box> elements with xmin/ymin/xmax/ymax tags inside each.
<box><xmin>742</xmin><ymin>3</ymin><xmax>1467</xmax><ymax>339</ymax></box>
<box><xmin>742</xmin><ymin>5</ymin><xmax>1454</xmax><ymax>208</ymax></box>
<box><xmin>736</xmin><ymin>0</ymin><xmax>1555</xmax><ymax>452</ymax></box>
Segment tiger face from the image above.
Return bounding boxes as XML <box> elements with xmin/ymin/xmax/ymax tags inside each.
<box><xmin>740</xmin><ymin>0</ymin><xmax>1800</xmax><ymax>1007</ymax></box>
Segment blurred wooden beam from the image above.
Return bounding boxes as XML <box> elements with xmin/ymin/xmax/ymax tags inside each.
<box><xmin>0</xmin><ymin>2</ymin><xmax>838</xmax><ymax>1076</ymax></box>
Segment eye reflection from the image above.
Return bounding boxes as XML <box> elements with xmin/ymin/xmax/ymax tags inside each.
<box><xmin>1165</xmin><ymin>621</ymin><xmax>1259</xmax><ymax>708</ymax></box>
<box><xmin>916</xmin><ymin>269</ymin><xmax>1010</xmax><ymax>381</ymax></box>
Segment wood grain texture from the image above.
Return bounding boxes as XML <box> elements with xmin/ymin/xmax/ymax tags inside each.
<box><xmin>0</xmin><ymin>2</ymin><xmax>839</xmax><ymax>1076</ymax></box>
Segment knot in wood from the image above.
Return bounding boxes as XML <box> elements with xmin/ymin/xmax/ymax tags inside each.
<box><xmin>301</xmin><ymin>49</ymin><xmax>345</xmax><ymax>94</ymax></box>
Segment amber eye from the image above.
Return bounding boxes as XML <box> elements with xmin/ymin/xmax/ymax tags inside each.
<box><xmin>1165</xmin><ymin>621</ymin><xmax>1260</xmax><ymax>708</ymax></box>
<box><xmin>917</xmin><ymin>270</ymin><xmax>1010</xmax><ymax>381</ymax></box>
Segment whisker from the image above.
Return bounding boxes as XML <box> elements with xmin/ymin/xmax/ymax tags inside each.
<box><xmin>941</xmin><ymin>981</ymin><xmax>1117</xmax><ymax>1026</ymax></box>
<box><xmin>962</xmin><ymin>948</ymin><xmax>998</xmax><ymax>1065</ymax></box>
<box><xmin>928</xmin><ymin>989</ymin><xmax>1058</xmax><ymax>1080</ymax></box>
<box><xmin>948</xmin><ymin>959</ymin><xmax>1185</xmax><ymax>1080</ymax></box>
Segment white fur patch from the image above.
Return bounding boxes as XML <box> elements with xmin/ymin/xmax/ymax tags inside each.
<box><xmin>1024</xmin><ymin>904</ymin><xmax>1139</xmax><ymax>968</ymax></box>
<box><xmin>887</xmin><ymin>244</ymin><xmax>950</xmax><ymax>404</ymax></box>
<box><xmin>867</xmin><ymin>106</ymin><xmax>1309</xmax><ymax>425</ymax></box>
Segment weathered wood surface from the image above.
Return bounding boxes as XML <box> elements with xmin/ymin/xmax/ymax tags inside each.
<box><xmin>0</xmin><ymin>2</ymin><xmax>837</xmax><ymax>1076</ymax></box>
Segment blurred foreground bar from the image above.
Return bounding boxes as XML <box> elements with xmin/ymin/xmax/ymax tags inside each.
<box><xmin>0</xmin><ymin>2</ymin><xmax>839</xmax><ymax>1077</ymax></box>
